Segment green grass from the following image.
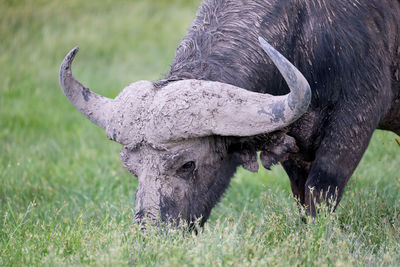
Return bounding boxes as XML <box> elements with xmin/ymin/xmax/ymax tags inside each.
<box><xmin>1</xmin><ymin>0</ymin><xmax>400</xmax><ymax>266</ymax></box>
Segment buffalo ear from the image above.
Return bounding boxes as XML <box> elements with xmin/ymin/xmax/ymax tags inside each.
<box><xmin>230</xmin><ymin>133</ymin><xmax>298</xmax><ymax>173</ymax></box>
<box><xmin>260</xmin><ymin>134</ymin><xmax>298</xmax><ymax>170</ymax></box>
<box><xmin>230</xmin><ymin>142</ymin><xmax>259</xmax><ymax>172</ymax></box>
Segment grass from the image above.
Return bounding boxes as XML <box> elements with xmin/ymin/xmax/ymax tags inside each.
<box><xmin>1</xmin><ymin>0</ymin><xmax>400</xmax><ymax>265</ymax></box>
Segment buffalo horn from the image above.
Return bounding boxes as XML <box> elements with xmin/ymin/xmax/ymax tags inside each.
<box><xmin>210</xmin><ymin>37</ymin><xmax>312</xmax><ymax>135</ymax></box>
<box><xmin>150</xmin><ymin>37</ymin><xmax>312</xmax><ymax>141</ymax></box>
<box><xmin>59</xmin><ymin>47</ymin><xmax>113</xmax><ymax>131</ymax></box>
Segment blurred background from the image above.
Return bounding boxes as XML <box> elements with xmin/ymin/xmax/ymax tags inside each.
<box><xmin>1</xmin><ymin>0</ymin><xmax>399</xmax><ymax>265</ymax></box>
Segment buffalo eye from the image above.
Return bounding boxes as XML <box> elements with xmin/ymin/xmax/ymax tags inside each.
<box><xmin>178</xmin><ymin>161</ymin><xmax>196</xmax><ymax>175</ymax></box>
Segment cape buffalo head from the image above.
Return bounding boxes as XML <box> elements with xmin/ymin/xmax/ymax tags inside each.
<box><xmin>59</xmin><ymin>37</ymin><xmax>311</xmax><ymax>227</ymax></box>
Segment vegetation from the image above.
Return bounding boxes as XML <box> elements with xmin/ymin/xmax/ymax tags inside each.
<box><xmin>1</xmin><ymin>0</ymin><xmax>399</xmax><ymax>265</ymax></box>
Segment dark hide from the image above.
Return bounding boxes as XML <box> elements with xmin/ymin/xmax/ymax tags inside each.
<box><xmin>157</xmin><ymin>0</ymin><xmax>400</xmax><ymax>215</ymax></box>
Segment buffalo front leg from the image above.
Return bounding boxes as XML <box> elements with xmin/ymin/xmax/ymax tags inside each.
<box><xmin>304</xmin><ymin>104</ymin><xmax>383</xmax><ymax>216</ymax></box>
<box><xmin>282</xmin><ymin>157</ymin><xmax>312</xmax><ymax>206</ymax></box>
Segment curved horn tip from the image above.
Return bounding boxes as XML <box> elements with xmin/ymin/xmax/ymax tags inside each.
<box><xmin>258</xmin><ymin>36</ymin><xmax>269</xmax><ymax>48</ymax></box>
<box><xmin>258</xmin><ymin>36</ymin><xmax>311</xmax><ymax>119</ymax></box>
<box><xmin>61</xmin><ymin>46</ymin><xmax>80</xmax><ymax>71</ymax></box>
<box><xmin>258</xmin><ymin>37</ymin><xmax>277</xmax><ymax>59</ymax></box>
<box><xmin>67</xmin><ymin>46</ymin><xmax>79</xmax><ymax>58</ymax></box>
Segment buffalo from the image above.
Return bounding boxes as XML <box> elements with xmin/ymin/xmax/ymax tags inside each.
<box><xmin>59</xmin><ymin>0</ymin><xmax>400</xmax><ymax>226</ymax></box>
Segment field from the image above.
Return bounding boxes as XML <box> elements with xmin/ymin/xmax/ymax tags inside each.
<box><xmin>1</xmin><ymin>0</ymin><xmax>400</xmax><ymax>266</ymax></box>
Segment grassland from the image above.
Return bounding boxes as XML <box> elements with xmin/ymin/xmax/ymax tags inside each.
<box><xmin>1</xmin><ymin>0</ymin><xmax>400</xmax><ymax>266</ymax></box>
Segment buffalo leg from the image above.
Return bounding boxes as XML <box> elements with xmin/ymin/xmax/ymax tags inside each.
<box><xmin>304</xmin><ymin>105</ymin><xmax>382</xmax><ymax>216</ymax></box>
<box><xmin>282</xmin><ymin>157</ymin><xmax>311</xmax><ymax>206</ymax></box>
